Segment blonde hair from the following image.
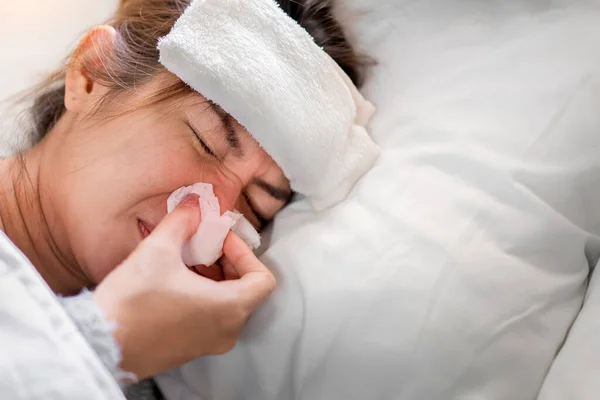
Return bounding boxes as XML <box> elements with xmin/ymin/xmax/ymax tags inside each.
<box><xmin>30</xmin><ymin>0</ymin><xmax>367</xmax><ymax>141</ymax></box>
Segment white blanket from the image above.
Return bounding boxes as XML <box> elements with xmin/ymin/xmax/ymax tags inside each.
<box><xmin>0</xmin><ymin>232</ymin><xmax>124</xmax><ymax>400</ymax></box>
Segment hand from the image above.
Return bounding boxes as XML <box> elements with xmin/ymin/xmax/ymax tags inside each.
<box><xmin>94</xmin><ymin>194</ymin><xmax>276</xmax><ymax>380</ymax></box>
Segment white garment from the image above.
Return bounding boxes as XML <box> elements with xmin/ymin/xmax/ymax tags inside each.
<box><xmin>0</xmin><ymin>232</ymin><xmax>124</xmax><ymax>400</ymax></box>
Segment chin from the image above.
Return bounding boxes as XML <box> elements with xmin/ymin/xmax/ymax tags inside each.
<box><xmin>76</xmin><ymin>223</ymin><xmax>141</xmax><ymax>284</ymax></box>
<box><xmin>82</xmin><ymin>244</ymin><xmax>133</xmax><ymax>284</ymax></box>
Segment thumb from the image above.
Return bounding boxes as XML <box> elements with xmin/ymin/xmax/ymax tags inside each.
<box><xmin>222</xmin><ymin>232</ymin><xmax>268</xmax><ymax>276</ymax></box>
<box><xmin>221</xmin><ymin>232</ymin><xmax>276</xmax><ymax>310</ymax></box>
<box><xmin>149</xmin><ymin>193</ymin><xmax>201</xmax><ymax>248</ymax></box>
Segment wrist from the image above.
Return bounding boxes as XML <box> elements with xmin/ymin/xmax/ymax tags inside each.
<box><xmin>60</xmin><ymin>289</ymin><xmax>137</xmax><ymax>386</ymax></box>
<box><xmin>93</xmin><ymin>286</ymin><xmax>155</xmax><ymax>380</ymax></box>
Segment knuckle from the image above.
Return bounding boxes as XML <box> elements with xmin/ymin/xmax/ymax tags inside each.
<box><xmin>216</xmin><ymin>298</ymin><xmax>249</xmax><ymax>335</ymax></box>
<box><xmin>214</xmin><ymin>338</ymin><xmax>237</xmax><ymax>355</ymax></box>
<box><xmin>142</xmin><ymin>237</ymin><xmax>171</xmax><ymax>255</ymax></box>
<box><xmin>239</xmin><ymin>251</ymin><xmax>258</xmax><ymax>269</ymax></box>
<box><xmin>264</xmin><ymin>273</ymin><xmax>277</xmax><ymax>294</ymax></box>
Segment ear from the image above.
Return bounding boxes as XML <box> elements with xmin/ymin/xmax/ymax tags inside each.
<box><xmin>65</xmin><ymin>25</ymin><xmax>117</xmax><ymax>113</ymax></box>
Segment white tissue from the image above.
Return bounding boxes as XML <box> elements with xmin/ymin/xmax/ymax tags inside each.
<box><xmin>225</xmin><ymin>211</ymin><xmax>262</xmax><ymax>250</ymax></box>
<box><xmin>167</xmin><ymin>183</ymin><xmax>261</xmax><ymax>266</ymax></box>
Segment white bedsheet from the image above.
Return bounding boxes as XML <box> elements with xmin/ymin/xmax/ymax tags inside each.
<box><xmin>157</xmin><ymin>1</ymin><xmax>600</xmax><ymax>399</ymax></box>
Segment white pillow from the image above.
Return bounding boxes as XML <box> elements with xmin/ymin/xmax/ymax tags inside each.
<box><xmin>157</xmin><ymin>1</ymin><xmax>600</xmax><ymax>399</ymax></box>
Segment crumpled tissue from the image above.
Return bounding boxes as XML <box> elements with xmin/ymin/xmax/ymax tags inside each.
<box><xmin>167</xmin><ymin>182</ymin><xmax>261</xmax><ymax>266</ymax></box>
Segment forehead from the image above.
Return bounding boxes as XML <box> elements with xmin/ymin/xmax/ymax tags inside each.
<box><xmin>122</xmin><ymin>75</ymin><xmax>287</xmax><ymax>170</ymax></box>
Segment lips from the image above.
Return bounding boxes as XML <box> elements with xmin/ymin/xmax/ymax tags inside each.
<box><xmin>138</xmin><ymin>219</ymin><xmax>153</xmax><ymax>239</ymax></box>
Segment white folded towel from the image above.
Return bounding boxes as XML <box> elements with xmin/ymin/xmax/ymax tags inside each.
<box><xmin>158</xmin><ymin>0</ymin><xmax>380</xmax><ymax>210</ymax></box>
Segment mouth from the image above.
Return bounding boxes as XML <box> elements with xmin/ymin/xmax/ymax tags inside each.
<box><xmin>138</xmin><ymin>219</ymin><xmax>153</xmax><ymax>239</ymax></box>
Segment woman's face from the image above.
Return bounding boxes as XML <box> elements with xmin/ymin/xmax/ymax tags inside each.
<box><xmin>50</xmin><ymin>77</ymin><xmax>290</xmax><ymax>283</ymax></box>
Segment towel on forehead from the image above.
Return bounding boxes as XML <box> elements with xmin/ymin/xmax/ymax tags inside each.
<box><xmin>157</xmin><ymin>0</ymin><xmax>380</xmax><ymax>210</ymax></box>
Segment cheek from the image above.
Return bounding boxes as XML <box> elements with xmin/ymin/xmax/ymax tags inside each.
<box><xmin>67</xmin><ymin>136</ymin><xmax>196</xmax><ymax>217</ymax></box>
<box><xmin>59</xmin><ymin>115</ymin><xmax>276</xmax><ymax>280</ymax></box>
<box><xmin>59</xmin><ymin>122</ymin><xmax>214</xmax><ymax>281</ymax></box>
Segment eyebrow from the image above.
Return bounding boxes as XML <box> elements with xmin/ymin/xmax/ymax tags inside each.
<box><xmin>254</xmin><ymin>178</ymin><xmax>293</xmax><ymax>202</ymax></box>
<box><xmin>207</xmin><ymin>101</ymin><xmax>241</xmax><ymax>153</ymax></box>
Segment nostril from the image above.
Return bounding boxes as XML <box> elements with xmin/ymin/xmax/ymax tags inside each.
<box><xmin>180</xmin><ymin>193</ymin><xmax>201</xmax><ymax>208</ymax></box>
<box><xmin>212</xmin><ymin>188</ymin><xmax>241</xmax><ymax>216</ymax></box>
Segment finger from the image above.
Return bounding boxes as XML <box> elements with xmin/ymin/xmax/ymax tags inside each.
<box><xmin>221</xmin><ymin>232</ymin><xmax>276</xmax><ymax>310</ymax></box>
<box><xmin>222</xmin><ymin>232</ymin><xmax>266</xmax><ymax>276</ymax></box>
<box><xmin>192</xmin><ymin>264</ymin><xmax>225</xmax><ymax>282</ymax></box>
<box><xmin>219</xmin><ymin>256</ymin><xmax>240</xmax><ymax>281</ymax></box>
<box><xmin>149</xmin><ymin>193</ymin><xmax>201</xmax><ymax>248</ymax></box>
<box><xmin>220</xmin><ymin>269</ymin><xmax>276</xmax><ymax>312</ymax></box>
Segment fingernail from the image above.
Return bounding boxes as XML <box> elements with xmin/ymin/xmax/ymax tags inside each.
<box><xmin>179</xmin><ymin>193</ymin><xmax>200</xmax><ymax>208</ymax></box>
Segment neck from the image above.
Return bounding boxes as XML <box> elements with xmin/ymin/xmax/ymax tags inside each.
<box><xmin>0</xmin><ymin>137</ymin><xmax>91</xmax><ymax>295</ymax></box>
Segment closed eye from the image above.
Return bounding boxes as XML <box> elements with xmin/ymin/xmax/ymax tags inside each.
<box><xmin>186</xmin><ymin>121</ymin><xmax>216</xmax><ymax>157</ymax></box>
<box><xmin>243</xmin><ymin>192</ymin><xmax>268</xmax><ymax>230</ymax></box>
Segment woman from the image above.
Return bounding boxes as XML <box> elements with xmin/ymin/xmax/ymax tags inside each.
<box><xmin>1</xmin><ymin>0</ymin><xmax>366</xmax><ymax>398</ymax></box>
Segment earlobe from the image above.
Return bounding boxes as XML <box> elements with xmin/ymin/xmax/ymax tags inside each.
<box><xmin>65</xmin><ymin>25</ymin><xmax>117</xmax><ymax>113</ymax></box>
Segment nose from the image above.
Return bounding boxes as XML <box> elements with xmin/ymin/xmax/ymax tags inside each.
<box><xmin>205</xmin><ymin>159</ymin><xmax>260</xmax><ymax>215</ymax></box>
<box><xmin>212</xmin><ymin>178</ymin><xmax>243</xmax><ymax>215</ymax></box>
